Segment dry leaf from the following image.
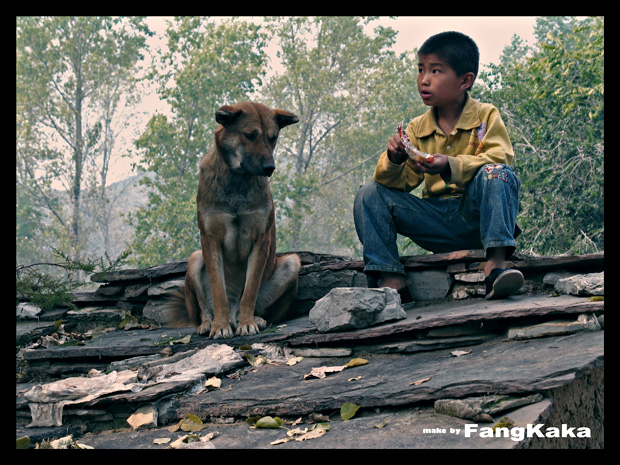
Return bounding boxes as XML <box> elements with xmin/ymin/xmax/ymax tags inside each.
<box><xmin>374</xmin><ymin>417</ymin><xmax>390</xmax><ymax>429</ymax></box>
<box><xmin>409</xmin><ymin>376</ymin><xmax>432</xmax><ymax>386</ymax></box>
<box><xmin>347</xmin><ymin>376</ymin><xmax>363</xmax><ymax>381</ymax></box>
<box><xmin>127</xmin><ymin>405</ymin><xmax>155</xmax><ymax>430</ymax></box>
<box><xmin>271</xmin><ymin>423</ymin><xmax>329</xmax><ymax>445</ymax></box>
<box><xmin>303</xmin><ymin>365</ymin><xmax>346</xmax><ymax>379</ymax></box>
<box><xmin>153</xmin><ymin>437</ymin><xmax>171</xmax><ymax>445</ymax></box>
<box><xmin>345</xmin><ymin>358</ymin><xmax>368</xmax><ymax>367</ymax></box>
<box><xmin>286</xmin><ymin>356</ymin><xmax>304</xmax><ymax>366</ymax></box>
<box><xmin>205</xmin><ymin>376</ymin><xmax>221</xmax><ymax>389</ymax></box>
<box><xmin>309</xmin><ymin>412</ymin><xmax>330</xmax><ymax>423</ymax></box>
<box><xmin>451</xmin><ymin>350</ymin><xmax>472</xmax><ymax>357</ymax></box>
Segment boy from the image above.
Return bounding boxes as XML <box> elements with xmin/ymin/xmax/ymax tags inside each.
<box><xmin>354</xmin><ymin>31</ymin><xmax>523</xmax><ymax>302</ymax></box>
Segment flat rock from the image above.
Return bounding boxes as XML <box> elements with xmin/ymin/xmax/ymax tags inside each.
<box><xmin>289</xmin><ymin>294</ymin><xmax>603</xmax><ymax>346</ymax></box>
<box><xmin>555</xmin><ymin>272</ymin><xmax>604</xmax><ymax>296</ymax></box>
<box><xmin>163</xmin><ymin>329</ymin><xmax>602</xmax><ymax>420</ymax></box>
<box><xmin>72</xmin><ymin>399</ymin><xmax>554</xmax><ymax>449</ymax></box>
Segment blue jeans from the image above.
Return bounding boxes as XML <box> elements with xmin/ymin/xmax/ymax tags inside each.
<box><xmin>353</xmin><ymin>163</ymin><xmax>521</xmax><ymax>277</ymax></box>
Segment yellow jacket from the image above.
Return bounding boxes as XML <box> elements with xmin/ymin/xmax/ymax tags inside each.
<box><xmin>373</xmin><ymin>94</ymin><xmax>514</xmax><ymax>198</ymax></box>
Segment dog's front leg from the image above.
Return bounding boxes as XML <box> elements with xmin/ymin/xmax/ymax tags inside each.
<box><xmin>237</xmin><ymin>238</ymin><xmax>269</xmax><ymax>336</ymax></box>
<box><xmin>200</xmin><ymin>235</ymin><xmax>233</xmax><ymax>338</ymax></box>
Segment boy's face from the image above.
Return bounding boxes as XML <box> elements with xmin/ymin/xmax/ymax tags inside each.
<box><xmin>417</xmin><ymin>53</ymin><xmax>472</xmax><ymax>107</ymax></box>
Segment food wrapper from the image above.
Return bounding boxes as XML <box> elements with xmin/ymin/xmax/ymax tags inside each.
<box><xmin>397</xmin><ymin>121</ymin><xmax>434</xmax><ymax>163</ymax></box>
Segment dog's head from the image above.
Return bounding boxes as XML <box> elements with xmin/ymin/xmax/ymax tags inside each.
<box><xmin>214</xmin><ymin>102</ymin><xmax>298</xmax><ymax>177</ymax></box>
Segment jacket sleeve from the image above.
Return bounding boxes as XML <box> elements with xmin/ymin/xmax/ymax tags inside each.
<box><xmin>373</xmin><ymin>151</ymin><xmax>426</xmax><ymax>192</ymax></box>
<box><xmin>444</xmin><ymin>107</ymin><xmax>514</xmax><ymax>188</ymax></box>
<box><xmin>372</xmin><ymin>123</ymin><xmax>425</xmax><ymax>192</ymax></box>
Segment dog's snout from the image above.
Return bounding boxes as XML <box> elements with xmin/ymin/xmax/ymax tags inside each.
<box><xmin>263</xmin><ymin>163</ymin><xmax>276</xmax><ymax>177</ymax></box>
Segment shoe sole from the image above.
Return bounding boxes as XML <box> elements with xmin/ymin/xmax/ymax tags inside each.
<box><xmin>485</xmin><ymin>269</ymin><xmax>524</xmax><ymax>300</ymax></box>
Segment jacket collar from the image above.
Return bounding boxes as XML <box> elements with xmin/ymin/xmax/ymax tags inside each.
<box><xmin>417</xmin><ymin>93</ymin><xmax>481</xmax><ymax>137</ymax></box>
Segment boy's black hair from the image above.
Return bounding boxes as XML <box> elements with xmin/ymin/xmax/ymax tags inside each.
<box><xmin>418</xmin><ymin>31</ymin><xmax>479</xmax><ymax>90</ymax></box>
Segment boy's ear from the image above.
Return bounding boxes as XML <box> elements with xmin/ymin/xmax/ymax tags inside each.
<box><xmin>460</xmin><ymin>72</ymin><xmax>475</xmax><ymax>91</ymax></box>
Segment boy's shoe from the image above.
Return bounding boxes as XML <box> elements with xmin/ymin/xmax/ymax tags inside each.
<box><xmin>485</xmin><ymin>268</ymin><xmax>524</xmax><ymax>300</ymax></box>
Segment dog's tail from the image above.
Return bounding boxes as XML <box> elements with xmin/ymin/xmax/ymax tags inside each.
<box><xmin>163</xmin><ymin>285</ymin><xmax>198</xmax><ymax>328</ymax></box>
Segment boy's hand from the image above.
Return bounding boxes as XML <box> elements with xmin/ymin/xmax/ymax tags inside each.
<box><xmin>387</xmin><ymin>133</ymin><xmax>408</xmax><ymax>164</ymax></box>
<box><xmin>414</xmin><ymin>154</ymin><xmax>451</xmax><ymax>177</ymax></box>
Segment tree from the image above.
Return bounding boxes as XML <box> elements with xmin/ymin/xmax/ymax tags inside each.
<box><xmin>261</xmin><ymin>16</ymin><xmax>427</xmax><ymax>254</ymax></box>
<box><xmin>127</xmin><ymin>17</ymin><xmax>268</xmax><ymax>267</ymax></box>
<box><xmin>475</xmin><ymin>16</ymin><xmax>604</xmax><ymax>255</ymax></box>
<box><xmin>16</xmin><ymin>16</ymin><xmax>151</xmax><ymax>265</ymax></box>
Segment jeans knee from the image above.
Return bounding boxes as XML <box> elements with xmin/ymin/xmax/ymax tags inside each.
<box><xmin>476</xmin><ymin>163</ymin><xmax>520</xmax><ymax>190</ymax></box>
<box><xmin>355</xmin><ymin>182</ymin><xmax>381</xmax><ymax>207</ymax></box>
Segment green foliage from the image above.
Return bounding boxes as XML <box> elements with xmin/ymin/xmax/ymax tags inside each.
<box><xmin>16</xmin><ymin>248</ymin><xmax>130</xmax><ymax>312</ymax></box>
<box><xmin>475</xmin><ymin>16</ymin><xmax>603</xmax><ymax>255</ymax></box>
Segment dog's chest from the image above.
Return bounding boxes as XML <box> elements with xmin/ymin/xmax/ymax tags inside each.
<box><xmin>202</xmin><ymin>207</ymin><xmax>270</xmax><ymax>260</ymax></box>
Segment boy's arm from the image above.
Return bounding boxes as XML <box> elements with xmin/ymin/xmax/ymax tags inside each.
<box><xmin>373</xmin><ymin>125</ymin><xmax>424</xmax><ymax>192</ymax></box>
<box><xmin>373</xmin><ymin>150</ymin><xmax>425</xmax><ymax>192</ymax></box>
<box><xmin>442</xmin><ymin>107</ymin><xmax>514</xmax><ymax>188</ymax></box>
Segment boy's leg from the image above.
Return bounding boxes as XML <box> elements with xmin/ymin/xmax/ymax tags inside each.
<box><xmin>353</xmin><ymin>182</ymin><xmax>469</xmax><ymax>295</ymax></box>
<box><xmin>464</xmin><ymin>163</ymin><xmax>523</xmax><ymax>298</ymax></box>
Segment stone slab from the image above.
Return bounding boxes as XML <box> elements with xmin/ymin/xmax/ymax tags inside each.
<box><xmin>62</xmin><ymin>399</ymin><xmax>554</xmax><ymax>449</ymax></box>
<box><xmin>287</xmin><ymin>294</ymin><xmax>603</xmax><ymax>346</ymax></box>
<box><xmin>163</xmin><ymin>330</ymin><xmax>603</xmax><ymax>420</ymax></box>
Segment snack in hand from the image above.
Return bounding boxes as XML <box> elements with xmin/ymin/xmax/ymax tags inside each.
<box><xmin>397</xmin><ymin>121</ymin><xmax>434</xmax><ymax>163</ymax></box>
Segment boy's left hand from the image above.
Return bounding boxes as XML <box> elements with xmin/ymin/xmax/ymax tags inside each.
<box><xmin>415</xmin><ymin>154</ymin><xmax>451</xmax><ymax>176</ymax></box>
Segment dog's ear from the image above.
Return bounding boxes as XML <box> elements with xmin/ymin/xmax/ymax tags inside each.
<box><xmin>215</xmin><ymin>106</ymin><xmax>243</xmax><ymax>127</ymax></box>
<box><xmin>274</xmin><ymin>109</ymin><xmax>299</xmax><ymax>129</ymax></box>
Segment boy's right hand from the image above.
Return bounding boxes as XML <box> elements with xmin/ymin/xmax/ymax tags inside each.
<box><xmin>387</xmin><ymin>133</ymin><xmax>409</xmax><ymax>164</ymax></box>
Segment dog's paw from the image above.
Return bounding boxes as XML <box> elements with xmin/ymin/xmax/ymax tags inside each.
<box><xmin>196</xmin><ymin>320</ymin><xmax>212</xmax><ymax>335</ymax></box>
<box><xmin>236</xmin><ymin>320</ymin><xmax>260</xmax><ymax>337</ymax></box>
<box><xmin>254</xmin><ymin>316</ymin><xmax>267</xmax><ymax>330</ymax></box>
<box><xmin>209</xmin><ymin>323</ymin><xmax>233</xmax><ymax>339</ymax></box>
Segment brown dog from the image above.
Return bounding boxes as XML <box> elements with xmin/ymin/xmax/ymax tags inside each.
<box><xmin>167</xmin><ymin>102</ymin><xmax>301</xmax><ymax>338</ymax></box>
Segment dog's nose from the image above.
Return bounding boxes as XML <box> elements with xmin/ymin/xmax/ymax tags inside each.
<box><xmin>263</xmin><ymin>164</ymin><xmax>276</xmax><ymax>177</ymax></box>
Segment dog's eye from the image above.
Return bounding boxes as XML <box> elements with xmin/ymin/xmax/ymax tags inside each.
<box><xmin>244</xmin><ymin>132</ymin><xmax>258</xmax><ymax>142</ymax></box>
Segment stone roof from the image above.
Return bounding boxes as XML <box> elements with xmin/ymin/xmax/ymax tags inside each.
<box><xmin>16</xmin><ymin>250</ymin><xmax>604</xmax><ymax>449</ymax></box>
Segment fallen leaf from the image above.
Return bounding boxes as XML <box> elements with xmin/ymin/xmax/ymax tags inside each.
<box><xmin>170</xmin><ymin>434</ymin><xmax>201</xmax><ymax>448</ymax></box>
<box><xmin>127</xmin><ymin>405</ymin><xmax>155</xmax><ymax>430</ymax></box>
<box><xmin>286</xmin><ymin>356</ymin><xmax>304</xmax><ymax>366</ymax></box>
<box><xmin>180</xmin><ymin>414</ymin><xmax>207</xmax><ymax>432</ymax></box>
<box><xmin>374</xmin><ymin>417</ymin><xmax>390</xmax><ymax>429</ymax></box>
<box><xmin>270</xmin><ymin>423</ymin><xmax>329</xmax><ymax>445</ymax></box>
<box><xmin>340</xmin><ymin>402</ymin><xmax>360</xmax><ymax>421</ymax></box>
<box><xmin>254</xmin><ymin>416</ymin><xmax>283</xmax><ymax>429</ymax></box>
<box><xmin>345</xmin><ymin>358</ymin><xmax>368</xmax><ymax>367</ymax></box>
<box><xmin>409</xmin><ymin>376</ymin><xmax>432</xmax><ymax>386</ymax></box>
<box><xmin>347</xmin><ymin>376</ymin><xmax>363</xmax><ymax>381</ymax></box>
<box><xmin>450</xmin><ymin>350</ymin><xmax>472</xmax><ymax>357</ymax></box>
<box><xmin>205</xmin><ymin>376</ymin><xmax>221</xmax><ymax>389</ymax></box>
<box><xmin>153</xmin><ymin>437</ymin><xmax>171</xmax><ymax>445</ymax></box>
<box><xmin>245</xmin><ymin>353</ymin><xmax>267</xmax><ymax>367</ymax></box>
<box><xmin>287</xmin><ymin>427</ymin><xmax>309</xmax><ymax>437</ymax></box>
<box><xmin>309</xmin><ymin>412</ymin><xmax>330</xmax><ymax>423</ymax></box>
<box><xmin>245</xmin><ymin>416</ymin><xmax>262</xmax><ymax>426</ymax></box>
<box><xmin>303</xmin><ymin>365</ymin><xmax>347</xmax><ymax>379</ymax></box>
<box><xmin>168</xmin><ymin>414</ymin><xmax>207</xmax><ymax>432</ymax></box>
